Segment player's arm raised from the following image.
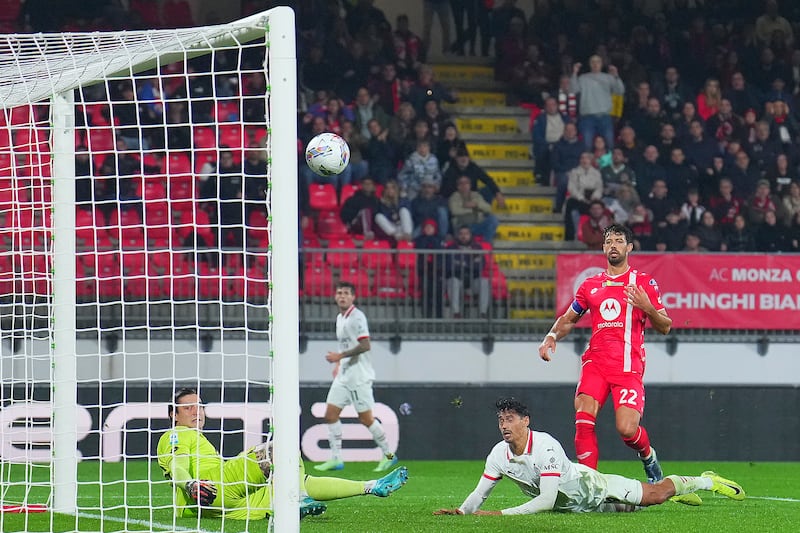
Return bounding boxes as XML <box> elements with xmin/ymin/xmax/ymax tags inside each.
<box><xmin>538</xmin><ymin>306</ymin><xmax>582</xmax><ymax>361</ymax></box>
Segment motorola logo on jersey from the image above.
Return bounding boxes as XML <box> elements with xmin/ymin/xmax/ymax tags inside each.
<box><xmin>599</xmin><ymin>298</ymin><xmax>622</xmax><ymax>320</ymax></box>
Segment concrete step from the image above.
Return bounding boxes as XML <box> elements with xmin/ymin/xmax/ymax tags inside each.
<box><xmin>456</xmin><ymin>116</ymin><xmax>527</xmax><ymax>136</ymax></box>
<box><xmin>448</xmin><ymin>91</ymin><xmax>507</xmax><ymax>107</ymax></box>
<box><xmin>444</xmin><ymin>104</ymin><xmax>529</xmax><ymax>117</ymax></box>
<box><xmin>466</xmin><ymin>142</ymin><xmax>531</xmax><ymax>161</ymax></box>
<box><xmin>430</xmin><ymin>56</ymin><xmax>494</xmax><ymax>67</ymax></box>
<box><xmin>496</xmin><ymin>224</ymin><xmax>565</xmax><ymax>242</ymax></box>
<box><xmin>479</xmin><ymin>159</ymin><xmax>534</xmax><ymax>170</ymax></box>
<box><xmin>460</xmin><ymin>131</ymin><xmax>531</xmax><ymax>143</ymax></box>
<box><xmin>493</xmin><ymin>239</ymin><xmax>588</xmax><ymax>251</ymax></box>
<box><xmin>500</xmin><ymin>185</ymin><xmax>556</xmax><ymax>196</ymax></box>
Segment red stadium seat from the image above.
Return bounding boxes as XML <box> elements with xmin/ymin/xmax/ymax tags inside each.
<box><xmin>338</xmin><ymin>267</ymin><xmax>373</xmax><ymax>297</ymax></box>
<box><xmin>395</xmin><ymin>240</ymin><xmax>416</xmax><ymax>270</ymax></box>
<box><xmin>246</xmin><ymin>266</ymin><xmax>269</xmax><ymax>301</ymax></box>
<box><xmin>308</xmin><ymin>183</ymin><xmax>338</xmax><ymax>212</ymax></box>
<box><xmin>222</xmin><ymin>264</ymin><xmax>246</xmax><ymax>302</ymax></box>
<box><xmin>361</xmin><ymin>239</ymin><xmax>394</xmax><ymax>269</ymax></box>
<box><xmin>219</xmin><ymin>124</ymin><xmax>243</xmax><ymax>149</ymax></box>
<box><xmin>87</xmin><ymin>127</ymin><xmax>115</xmax><ymax>153</ymax></box>
<box><xmin>490</xmin><ymin>268</ymin><xmax>508</xmax><ymax>300</ymax></box>
<box><xmin>193</xmin><ymin>126</ymin><xmax>217</xmax><ymax>149</ymax></box>
<box><xmin>96</xmin><ymin>252</ymin><xmax>121</xmax><ymax>300</ymax></box>
<box><xmin>166</xmin><ymin>152</ymin><xmax>192</xmax><ymax>175</ymax></box>
<box><xmin>339</xmin><ymin>183</ymin><xmax>358</xmax><ymax>206</ymax></box>
<box><xmin>316</xmin><ymin>210</ymin><xmax>348</xmax><ymax>240</ymax></box>
<box><xmin>144</xmin><ymin>203</ymin><xmax>171</xmax><ymax>242</ymax></box>
<box><xmin>198</xmin><ymin>262</ymin><xmax>222</xmax><ymax>300</ymax></box>
<box><xmin>374</xmin><ymin>266</ymin><xmax>406</xmax><ymax>299</ymax></box>
<box><xmin>214</xmin><ymin>100</ymin><xmax>240</xmax><ymax>122</ymax></box>
<box><xmin>303</xmin><ymin>265</ymin><xmax>334</xmax><ymax>297</ymax></box>
<box><xmin>194</xmin><ymin>149</ymin><xmax>217</xmax><ymax>174</ymax></box>
<box><xmin>171</xmin><ymin>257</ymin><xmax>196</xmax><ymax>300</ymax></box>
<box><xmin>325</xmin><ymin>237</ymin><xmax>359</xmax><ymax>269</ymax></box>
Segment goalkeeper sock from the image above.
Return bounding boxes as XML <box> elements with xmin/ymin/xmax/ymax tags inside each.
<box><xmin>574</xmin><ymin>411</ymin><xmax>598</xmax><ymax>469</ymax></box>
<box><xmin>367</xmin><ymin>420</ymin><xmax>391</xmax><ymax>455</ymax></box>
<box><xmin>623</xmin><ymin>426</ymin><xmax>652</xmax><ymax>459</ymax></box>
<box><xmin>305</xmin><ymin>476</ymin><xmax>368</xmax><ymax>500</ymax></box>
<box><xmin>327</xmin><ymin>420</ymin><xmax>343</xmax><ymax>461</ymax></box>
<box><xmin>666</xmin><ymin>475</ymin><xmax>712</xmax><ymax>495</ymax></box>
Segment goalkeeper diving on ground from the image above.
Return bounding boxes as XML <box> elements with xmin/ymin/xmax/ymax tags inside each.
<box><xmin>156</xmin><ymin>388</ymin><xmax>408</xmax><ymax>520</ymax></box>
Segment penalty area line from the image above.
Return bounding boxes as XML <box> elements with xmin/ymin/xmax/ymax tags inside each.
<box><xmin>747</xmin><ymin>496</ymin><xmax>800</xmax><ymax>503</ymax></box>
<box><xmin>75</xmin><ymin>511</ymin><xmax>220</xmax><ymax>533</ymax></box>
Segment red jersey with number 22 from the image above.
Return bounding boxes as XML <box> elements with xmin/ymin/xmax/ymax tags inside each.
<box><xmin>572</xmin><ymin>267</ymin><xmax>665</xmax><ymax>375</ymax></box>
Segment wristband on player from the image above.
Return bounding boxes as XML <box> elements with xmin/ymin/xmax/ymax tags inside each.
<box><xmin>545</xmin><ymin>332</ymin><xmax>558</xmax><ymax>342</ymax></box>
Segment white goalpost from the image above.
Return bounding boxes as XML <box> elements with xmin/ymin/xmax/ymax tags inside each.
<box><xmin>0</xmin><ymin>6</ymin><xmax>298</xmax><ymax>533</ymax></box>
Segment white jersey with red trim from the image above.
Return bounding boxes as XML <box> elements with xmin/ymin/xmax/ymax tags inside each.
<box><xmin>481</xmin><ymin>430</ymin><xmax>614</xmax><ymax>513</ymax></box>
<box><xmin>334</xmin><ymin>305</ymin><xmax>374</xmax><ymax>387</ymax></box>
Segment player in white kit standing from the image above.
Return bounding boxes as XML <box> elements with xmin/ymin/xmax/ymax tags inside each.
<box><xmin>314</xmin><ymin>281</ymin><xmax>398</xmax><ymax>473</ymax></box>
<box><xmin>434</xmin><ymin>398</ymin><xmax>744</xmax><ymax>516</ymax></box>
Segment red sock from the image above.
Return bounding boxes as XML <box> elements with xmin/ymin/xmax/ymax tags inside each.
<box><xmin>574</xmin><ymin>411</ymin><xmax>598</xmax><ymax>469</ymax></box>
<box><xmin>622</xmin><ymin>426</ymin><xmax>652</xmax><ymax>459</ymax></box>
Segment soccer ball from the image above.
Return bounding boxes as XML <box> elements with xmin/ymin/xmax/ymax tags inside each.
<box><xmin>305</xmin><ymin>132</ymin><xmax>350</xmax><ymax>176</ymax></box>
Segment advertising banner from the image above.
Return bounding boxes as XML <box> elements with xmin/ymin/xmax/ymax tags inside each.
<box><xmin>557</xmin><ymin>253</ymin><xmax>800</xmax><ymax>330</ymax></box>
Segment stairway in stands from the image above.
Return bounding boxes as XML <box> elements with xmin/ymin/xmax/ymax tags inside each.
<box><xmin>434</xmin><ymin>60</ymin><xmax>572</xmax><ymax>319</ymax></box>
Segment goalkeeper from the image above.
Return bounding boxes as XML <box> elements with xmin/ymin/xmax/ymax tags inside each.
<box><xmin>156</xmin><ymin>388</ymin><xmax>408</xmax><ymax>520</ymax></box>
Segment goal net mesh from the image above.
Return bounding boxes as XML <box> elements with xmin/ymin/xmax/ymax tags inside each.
<box><xmin>0</xmin><ymin>8</ymin><xmax>295</xmax><ymax>532</ymax></box>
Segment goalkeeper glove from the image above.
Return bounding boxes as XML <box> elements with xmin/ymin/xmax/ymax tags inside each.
<box><xmin>185</xmin><ymin>480</ymin><xmax>217</xmax><ymax>506</ymax></box>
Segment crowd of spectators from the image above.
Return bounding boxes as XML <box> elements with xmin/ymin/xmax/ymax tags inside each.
<box><xmin>295</xmin><ymin>1</ymin><xmax>511</xmax><ymax>247</ymax></box>
<box><xmin>516</xmin><ymin>0</ymin><xmax>800</xmax><ymax>253</ymax></box>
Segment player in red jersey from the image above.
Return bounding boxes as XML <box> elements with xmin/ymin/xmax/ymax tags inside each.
<box><xmin>537</xmin><ymin>224</ymin><xmax>700</xmax><ymax>505</ymax></box>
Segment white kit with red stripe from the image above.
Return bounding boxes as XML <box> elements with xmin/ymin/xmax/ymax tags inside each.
<box><xmin>334</xmin><ymin>305</ymin><xmax>374</xmax><ymax>387</ymax></box>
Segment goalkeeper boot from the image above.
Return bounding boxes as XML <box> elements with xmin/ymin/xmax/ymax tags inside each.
<box><xmin>641</xmin><ymin>447</ymin><xmax>664</xmax><ymax>484</ymax></box>
<box><xmin>702</xmin><ymin>471</ymin><xmax>745</xmax><ymax>501</ymax></box>
<box><xmin>314</xmin><ymin>459</ymin><xmax>344</xmax><ymax>472</ymax></box>
<box><xmin>373</xmin><ymin>453</ymin><xmax>398</xmax><ymax>472</ymax></box>
<box><xmin>371</xmin><ymin>466</ymin><xmax>409</xmax><ymax>497</ymax></box>
<box><xmin>299</xmin><ymin>496</ymin><xmax>327</xmax><ymax>519</ymax></box>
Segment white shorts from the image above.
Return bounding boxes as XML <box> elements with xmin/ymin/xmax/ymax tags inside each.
<box><xmin>325</xmin><ymin>380</ymin><xmax>375</xmax><ymax>412</ymax></box>
<box><xmin>599</xmin><ymin>472</ymin><xmax>643</xmax><ymax>508</ymax></box>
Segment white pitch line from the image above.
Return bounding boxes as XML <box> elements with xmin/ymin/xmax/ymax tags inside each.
<box><xmin>747</xmin><ymin>496</ymin><xmax>800</xmax><ymax>503</ymax></box>
<box><xmin>75</xmin><ymin>511</ymin><xmax>223</xmax><ymax>533</ymax></box>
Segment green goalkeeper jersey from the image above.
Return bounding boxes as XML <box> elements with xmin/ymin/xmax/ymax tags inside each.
<box><xmin>157</xmin><ymin>426</ymin><xmax>224</xmax><ymax>516</ymax></box>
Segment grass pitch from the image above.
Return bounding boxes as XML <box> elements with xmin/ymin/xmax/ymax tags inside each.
<box><xmin>1</xmin><ymin>460</ymin><xmax>798</xmax><ymax>532</ymax></box>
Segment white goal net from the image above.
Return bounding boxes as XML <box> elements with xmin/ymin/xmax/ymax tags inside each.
<box><xmin>0</xmin><ymin>6</ymin><xmax>298</xmax><ymax>533</ymax></box>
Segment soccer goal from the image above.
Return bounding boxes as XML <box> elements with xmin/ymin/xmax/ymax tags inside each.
<box><xmin>0</xmin><ymin>6</ymin><xmax>298</xmax><ymax>533</ymax></box>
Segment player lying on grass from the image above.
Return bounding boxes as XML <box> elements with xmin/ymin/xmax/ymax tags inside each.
<box><xmin>156</xmin><ymin>388</ymin><xmax>408</xmax><ymax>520</ymax></box>
<box><xmin>434</xmin><ymin>398</ymin><xmax>744</xmax><ymax>516</ymax></box>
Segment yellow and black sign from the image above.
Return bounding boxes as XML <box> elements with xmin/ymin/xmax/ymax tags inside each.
<box><xmin>488</xmin><ymin>170</ymin><xmax>536</xmax><ymax>188</ymax></box>
<box><xmin>494</xmin><ymin>254</ymin><xmax>556</xmax><ymax>270</ymax></box>
<box><xmin>456</xmin><ymin>117</ymin><xmax>521</xmax><ymax>134</ymax></box>
<box><xmin>467</xmin><ymin>143</ymin><xmax>530</xmax><ymax>160</ymax></box>
<box><xmin>509</xmin><ymin>309</ymin><xmax>555</xmax><ymax>319</ymax></box>
<box><xmin>494</xmin><ymin>197</ymin><xmax>553</xmax><ymax>214</ymax></box>
<box><xmin>452</xmin><ymin>91</ymin><xmax>507</xmax><ymax>107</ymax></box>
<box><xmin>432</xmin><ymin>64</ymin><xmax>494</xmax><ymax>84</ymax></box>
<box><xmin>496</xmin><ymin>225</ymin><xmax>565</xmax><ymax>241</ymax></box>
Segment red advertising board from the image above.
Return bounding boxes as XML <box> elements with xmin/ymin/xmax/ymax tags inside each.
<box><xmin>556</xmin><ymin>253</ymin><xmax>800</xmax><ymax>330</ymax></box>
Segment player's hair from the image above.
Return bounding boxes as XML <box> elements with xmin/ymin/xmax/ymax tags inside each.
<box><xmin>335</xmin><ymin>280</ymin><xmax>356</xmax><ymax>295</ymax></box>
<box><xmin>168</xmin><ymin>387</ymin><xmax>200</xmax><ymax>420</ymax></box>
<box><xmin>603</xmin><ymin>223</ymin><xmax>634</xmax><ymax>244</ymax></box>
<box><xmin>495</xmin><ymin>397</ymin><xmax>530</xmax><ymax>418</ymax></box>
